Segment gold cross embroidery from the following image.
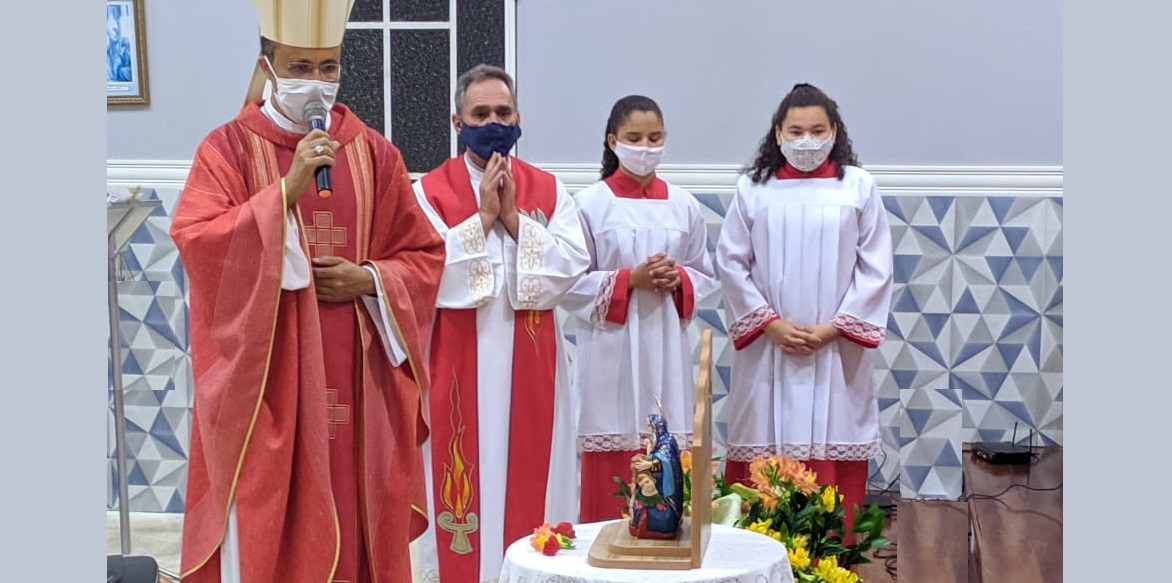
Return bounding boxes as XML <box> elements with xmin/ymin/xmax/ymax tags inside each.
<box><xmin>305</xmin><ymin>211</ymin><xmax>347</xmax><ymax>258</ymax></box>
<box><xmin>326</xmin><ymin>389</ymin><xmax>350</xmax><ymax>439</ymax></box>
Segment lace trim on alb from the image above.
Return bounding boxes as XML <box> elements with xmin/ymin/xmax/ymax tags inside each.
<box><xmin>729</xmin><ymin>304</ymin><xmax>778</xmax><ymax>343</ymax></box>
<box><xmin>726</xmin><ymin>441</ymin><xmax>881</xmax><ymax>462</ymax></box>
<box><xmin>591</xmin><ymin>271</ymin><xmax>618</xmax><ymax>325</ymax></box>
<box><xmin>579</xmin><ymin>432</ymin><xmax>694</xmax><ymax>453</ymax></box>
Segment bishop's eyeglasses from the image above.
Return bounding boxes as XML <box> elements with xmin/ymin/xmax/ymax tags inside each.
<box><xmin>283</xmin><ymin>61</ymin><xmax>342</xmax><ymax>82</ymax></box>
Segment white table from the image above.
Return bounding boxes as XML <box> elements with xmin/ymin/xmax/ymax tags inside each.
<box><xmin>497</xmin><ymin>520</ymin><xmax>794</xmax><ymax>583</ymax></box>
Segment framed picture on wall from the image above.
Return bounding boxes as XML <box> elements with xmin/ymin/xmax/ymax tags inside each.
<box><xmin>106</xmin><ymin>0</ymin><xmax>149</xmax><ymax>106</ymax></box>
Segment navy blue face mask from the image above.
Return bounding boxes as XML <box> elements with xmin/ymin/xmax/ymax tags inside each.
<box><xmin>459</xmin><ymin>121</ymin><xmax>523</xmax><ymax>159</ymax></box>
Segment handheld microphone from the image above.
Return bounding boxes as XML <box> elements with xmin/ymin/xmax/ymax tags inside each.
<box><xmin>304</xmin><ymin>101</ymin><xmax>333</xmax><ymax>199</ymax></box>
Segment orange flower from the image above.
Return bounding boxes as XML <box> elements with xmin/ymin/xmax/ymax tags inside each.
<box><xmin>529</xmin><ymin>522</ymin><xmax>555</xmax><ymax>552</ymax></box>
<box><xmin>680</xmin><ymin>449</ymin><xmax>693</xmax><ymax>474</ymax></box>
<box><xmin>793</xmin><ymin>470</ymin><xmax>820</xmax><ymax>495</ymax></box>
<box><xmin>751</xmin><ymin>455</ymin><xmax>821</xmax><ymax>495</ymax></box>
<box><xmin>760</xmin><ymin>490</ymin><xmax>780</xmax><ymax>512</ymax></box>
<box><xmin>748</xmin><ymin>454</ymin><xmax>773</xmax><ymax>479</ymax></box>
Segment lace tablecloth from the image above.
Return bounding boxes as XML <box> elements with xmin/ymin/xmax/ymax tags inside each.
<box><xmin>497</xmin><ymin>520</ymin><xmax>793</xmax><ymax>583</ymax></box>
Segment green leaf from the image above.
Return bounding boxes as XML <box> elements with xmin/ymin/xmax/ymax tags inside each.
<box><xmin>611</xmin><ymin>475</ymin><xmax>632</xmax><ymax>499</ymax></box>
<box><xmin>729</xmin><ymin>482</ymin><xmax>760</xmax><ymax>501</ymax></box>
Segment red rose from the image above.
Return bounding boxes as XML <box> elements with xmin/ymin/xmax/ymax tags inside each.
<box><xmin>553</xmin><ymin>521</ymin><xmax>576</xmax><ymax>538</ymax></box>
<box><xmin>542</xmin><ymin>535</ymin><xmax>561</xmax><ymax>556</ymax></box>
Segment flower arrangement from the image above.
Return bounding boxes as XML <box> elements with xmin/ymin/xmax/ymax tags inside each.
<box><xmin>730</xmin><ymin>455</ymin><xmax>889</xmax><ymax>582</ymax></box>
<box><xmin>529</xmin><ymin>521</ymin><xmax>577</xmax><ymax>556</ymax></box>
<box><xmin>613</xmin><ymin>453</ymin><xmax>890</xmax><ymax>582</ymax></box>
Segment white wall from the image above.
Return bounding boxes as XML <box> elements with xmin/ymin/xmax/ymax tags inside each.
<box><xmin>107</xmin><ymin>0</ymin><xmax>259</xmax><ymax>160</ymax></box>
<box><xmin>108</xmin><ymin>1</ymin><xmax>1061</xmax><ymax>168</ymax></box>
<box><xmin>513</xmin><ymin>0</ymin><xmax>1062</xmax><ymax>167</ymax></box>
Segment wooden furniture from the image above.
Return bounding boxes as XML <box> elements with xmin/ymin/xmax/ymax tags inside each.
<box><xmin>965</xmin><ymin>444</ymin><xmax>1063</xmax><ymax>583</ymax></box>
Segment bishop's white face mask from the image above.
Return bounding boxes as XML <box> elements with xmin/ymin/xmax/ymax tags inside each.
<box><xmin>264</xmin><ymin>57</ymin><xmax>339</xmax><ymax>127</ymax></box>
<box><xmin>780</xmin><ymin>133</ymin><xmax>835</xmax><ymax>172</ymax></box>
<box><xmin>612</xmin><ymin>141</ymin><xmax>665</xmax><ymax>177</ymax></box>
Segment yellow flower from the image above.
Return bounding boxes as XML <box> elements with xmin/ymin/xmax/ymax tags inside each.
<box><xmin>747</xmin><ymin>518</ymin><xmax>773</xmax><ymax>535</ymax></box>
<box><xmin>680</xmin><ymin>449</ymin><xmax>692</xmax><ymax>474</ymax></box>
<box><xmin>820</xmin><ymin>486</ymin><xmax>839</xmax><ymax>511</ymax></box>
<box><xmin>787</xmin><ymin>544</ymin><xmax>811</xmax><ymax>570</ymax></box>
<box><xmin>813</xmin><ymin>556</ymin><xmax>859</xmax><ymax>583</ymax></box>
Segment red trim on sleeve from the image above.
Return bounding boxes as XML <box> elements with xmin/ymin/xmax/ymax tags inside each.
<box><xmin>605</xmin><ymin>269</ymin><xmax>632</xmax><ymax>325</ymax></box>
<box><xmin>672</xmin><ymin>266</ymin><xmax>695</xmax><ymax>320</ymax></box>
<box><xmin>731</xmin><ymin>309</ymin><xmax>780</xmax><ymax>351</ymax></box>
<box><xmin>830</xmin><ymin>312</ymin><xmax>884</xmax><ymax>349</ymax></box>
<box><xmin>839</xmin><ymin>330</ymin><xmax>881</xmax><ymax>349</ymax></box>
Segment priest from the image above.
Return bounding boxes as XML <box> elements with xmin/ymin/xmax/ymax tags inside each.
<box><xmin>411</xmin><ymin>64</ymin><xmax>592</xmax><ymax>582</ymax></box>
<box><xmin>169</xmin><ymin>1</ymin><xmax>446</xmax><ymax>581</ymax></box>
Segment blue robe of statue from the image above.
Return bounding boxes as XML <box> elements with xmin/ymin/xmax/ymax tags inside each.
<box><xmin>628</xmin><ymin>413</ymin><xmax>685</xmax><ymax>539</ymax></box>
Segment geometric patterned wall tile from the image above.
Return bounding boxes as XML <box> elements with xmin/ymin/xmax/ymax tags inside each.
<box><xmin>108</xmin><ymin>187</ymin><xmax>193</xmax><ymax>512</ymax></box>
<box><xmin>872</xmin><ymin>366</ymin><xmax>902</xmax><ymax>493</ymax></box>
<box><xmin>885</xmin><ymin>194</ymin><xmax>1063</xmax><ymax>498</ymax></box>
<box><xmin>1038</xmin><ymin>198</ymin><xmax>1063</xmax><ymax>446</ymax></box>
<box><xmin>899</xmin><ymin>386</ymin><xmax>964</xmax><ymax>499</ymax></box>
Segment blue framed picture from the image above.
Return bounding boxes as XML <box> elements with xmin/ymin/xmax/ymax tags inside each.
<box><xmin>107</xmin><ymin>0</ymin><xmax>149</xmax><ymax>105</ymax></box>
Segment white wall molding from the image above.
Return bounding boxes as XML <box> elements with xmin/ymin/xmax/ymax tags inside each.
<box><xmin>107</xmin><ymin>160</ymin><xmax>194</xmax><ymax>189</ymax></box>
<box><xmin>540</xmin><ymin>163</ymin><xmax>1063</xmax><ymax>196</ymax></box>
<box><xmin>108</xmin><ymin>160</ymin><xmax>1063</xmax><ymax>196</ymax></box>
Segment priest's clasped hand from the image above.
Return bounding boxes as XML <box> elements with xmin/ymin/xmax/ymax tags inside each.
<box><xmin>477</xmin><ymin>152</ymin><xmax>519</xmax><ymax>239</ymax></box>
<box><xmin>312</xmin><ymin>256</ymin><xmax>376</xmax><ymax>302</ymax></box>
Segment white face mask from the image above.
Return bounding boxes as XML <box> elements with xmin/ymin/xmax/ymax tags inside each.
<box><xmin>264</xmin><ymin>57</ymin><xmax>339</xmax><ymax>127</ymax></box>
<box><xmin>612</xmin><ymin>141</ymin><xmax>665</xmax><ymax>177</ymax></box>
<box><xmin>780</xmin><ymin>133</ymin><xmax>834</xmax><ymax>172</ymax></box>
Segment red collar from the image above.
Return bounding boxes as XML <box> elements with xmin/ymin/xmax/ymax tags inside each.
<box><xmin>776</xmin><ymin>159</ymin><xmax>839</xmax><ymax>180</ymax></box>
<box><xmin>604</xmin><ymin>171</ymin><xmax>669</xmax><ymax>200</ymax></box>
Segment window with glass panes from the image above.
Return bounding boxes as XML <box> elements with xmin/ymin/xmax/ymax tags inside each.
<box><xmin>339</xmin><ymin>0</ymin><xmax>511</xmax><ymax>175</ymax></box>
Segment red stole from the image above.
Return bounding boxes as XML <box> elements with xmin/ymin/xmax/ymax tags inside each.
<box><xmin>420</xmin><ymin>156</ymin><xmax>559</xmax><ymax>582</ymax></box>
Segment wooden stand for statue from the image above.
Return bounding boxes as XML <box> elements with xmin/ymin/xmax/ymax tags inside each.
<box><xmin>587</xmin><ymin>329</ymin><xmax>715</xmax><ymax>570</ymax></box>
